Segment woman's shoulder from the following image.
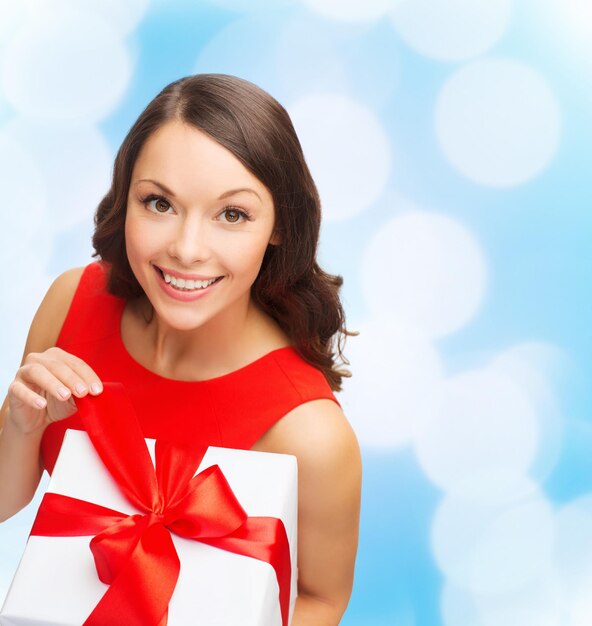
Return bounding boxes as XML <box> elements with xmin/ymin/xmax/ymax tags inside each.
<box><xmin>251</xmin><ymin>397</ymin><xmax>357</xmax><ymax>467</ymax></box>
<box><xmin>51</xmin><ymin>266</ymin><xmax>87</xmax><ymax>296</ymax></box>
<box><xmin>46</xmin><ymin>261</ymin><xmax>106</xmax><ymax>310</ymax></box>
<box><xmin>25</xmin><ymin>265</ymin><xmax>87</xmax><ymax>351</ymax></box>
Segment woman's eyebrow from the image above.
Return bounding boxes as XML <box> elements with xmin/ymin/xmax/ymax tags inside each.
<box><xmin>134</xmin><ymin>179</ymin><xmax>173</xmax><ymax>195</ymax></box>
<box><xmin>219</xmin><ymin>187</ymin><xmax>262</xmax><ymax>201</ymax></box>
<box><xmin>135</xmin><ymin>179</ymin><xmax>262</xmax><ymax>201</ymax></box>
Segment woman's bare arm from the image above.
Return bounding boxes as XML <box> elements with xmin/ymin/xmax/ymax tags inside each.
<box><xmin>0</xmin><ymin>267</ymin><xmax>86</xmax><ymax>521</ymax></box>
<box><xmin>253</xmin><ymin>398</ymin><xmax>362</xmax><ymax>624</ymax></box>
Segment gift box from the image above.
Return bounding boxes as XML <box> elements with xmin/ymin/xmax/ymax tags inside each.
<box><xmin>0</xmin><ymin>384</ymin><xmax>298</xmax><ymax>626</ymax></box>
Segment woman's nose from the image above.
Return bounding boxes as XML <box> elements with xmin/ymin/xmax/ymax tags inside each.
<box><xmin>167</xmin><ymin>217</ymin><xmax>211</xmax><ymax>264</ymax></box>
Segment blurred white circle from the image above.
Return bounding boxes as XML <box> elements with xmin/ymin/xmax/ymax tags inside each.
<box><xmin>490</xmin><ymin>342</ymin><xmax>569</xmax><ymax>399</ymax></box>
<box><xmin>289</xmin><ymin>93</ymin><xmax>391</xmax><ymax>223</ymax></box>
<box><xmin>197</xmin><ymin>0</ymin><xmax>295</xmax><ymax>11</ymax></box>
<box><xmin>2</xmin><ymin>118</ymin><xmax>112</xmax><ymax>232</ymax></box>
<box><xmin>551</xmin><ymin>494</ymin><xmax>592</xmax><ymax>616</ymax></box>
<box><xmin>553</xmin><ymin>0</ymin><xmax>592</xmax><ymax>52</ymax></box>
<box><xmin>361</xmin><ymin>209</ymin><xmax>487</xmax><ymax>338</ymax></box>
<box><xmin>436</xmin><ymin>59</ymin><xmax>561</xmax><ymax>187</ymax></box>
<box><xmin>299</xmin><ymin>0</ymin><xmax>393</xmax><ymax>23</ymax></box>
<box><xmin>479</xmin><ymin>608</ymin><xmax>560</xmax><ymax>626</ymax></box>
<box><xmin>274</xmin><ymin>15</ymin><xmax>401</xmax><ymax>110</ymax></box>
<box><xmin>569</xmin><ymin>596</ymin><xmax>592</xmax><ymax>626</ymax></box>
<box><xmin>0</xmin><ymin>132</ymin><xmax>49</xmax><ymax>264</ymax></box>
<box><xmin>441</xmin><ymin>578</ymin><xmax>561</xmax><ymax>626</ymax></box>
<box><xmin>1</xmin><ymin>6</ymin><xmax>132</xmax><ymax>123</ymax></box>
<box><xmin>274</xmin><ymin>17</ymin><xmax>349</xmax><ymax>102</ymax></box>
<box><xmin>437</xmin><ymin>467</ymin><xmax>543</xmax><ymax>508</ymax></box>
<box><xmin>415</xmin><ymin>368</ymin><xmax>539</xmax><ymax>491</ymax></box>
<box><xmin>0</xmin><ymin>131</ymin><xmax>54</xmax><ymax>374</ymax></box>
<box><xmin>440</xmin><ymin>582</ymin><xmax>481</xmax><ymax>626</ymax></box>
<box><xmin>0</xmin><ymin>265</ymin><xmax>54</xmax><ymax>386</ymax></box>
<box><xmin>339</xmin><ymin>315</ymin><xmax>443</xmax><ymax>449</ymax></box>
<box><xmin>432</xmin><ymin>474</ymin><xmax>554</xmax><ymax>594</ymax></box>
<box><xmin>79</xmin><ymin>0</ymin><xmax>149</xmax><ymax>36</ymax></box>
<box><xmin>193</xmin><ymin>15</ymin><xmax>282</xmax><ymax>99</ymax></box>
<box><xmin>490</xmin><ymin>342</ymin><xmax>569</xmax><ymax>483</ymax></box>
<box><xmin>0</xmin><ymin>3</ymin><xmax>28</xmax><ymax>45</ymax></box>
<box><xmin>24</xmin><ymin>0</ymin><xmax>150</xmax><ymax>36</ymax></box>
<box><xmin>389</xmin><ymin>0</ymin><xmax>513</xmax><ymax>61</ymax></box>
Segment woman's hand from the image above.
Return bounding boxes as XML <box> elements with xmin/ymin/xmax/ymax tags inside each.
<box><xmin>7</xmin><ymin>347</ymin><xmax>103</xmax><ymax>435</ymax></box>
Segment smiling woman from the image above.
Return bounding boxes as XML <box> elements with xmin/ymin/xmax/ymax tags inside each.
<box><xmin>0</xmin><ymin>74</ymin><xmax>361</xmax><ymax>625</ymax></box>
<box><xmin>122</xmin><ymin>121</ymin><xmax>281</xmax><ymax>344</ymax></box>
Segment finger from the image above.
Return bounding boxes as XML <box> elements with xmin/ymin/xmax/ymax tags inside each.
<box><xmin>8</xmin><ymin>379</ymin><xmax>47</xmax><ymax>410</ymax></box>
<box><xmin>18</xmin><ymin>362</ymin><xmax>77</xmax><ymax>403</ymax></box>
<box><xmin>25</xmin><ymin>351</ymin><xmax>101</xmax><ymax>398</ymax></box>
<box><xmin>44</xmin><ymin>348</ymin><xmax>103</xmax><ymax>395</ymax></box>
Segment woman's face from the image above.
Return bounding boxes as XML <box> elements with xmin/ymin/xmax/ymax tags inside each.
<box><xmin>125</xmin><ymin>120</ymin><xmax>278</xmax><ymax>332</ymax></box>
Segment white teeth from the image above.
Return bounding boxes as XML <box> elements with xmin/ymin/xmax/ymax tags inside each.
<box><xmin>162</xmin><ymin>271</ymin><xmax>218</xmax><ymax>291</ymax></box>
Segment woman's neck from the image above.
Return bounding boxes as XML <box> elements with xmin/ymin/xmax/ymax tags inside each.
<box><xmin>129</xmin><ymin>295</ymin><xmax>290</xmax><ymax>381</ymax></box>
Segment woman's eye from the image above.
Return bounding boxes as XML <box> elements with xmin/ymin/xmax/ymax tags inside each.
<box><xmin>142</xmin><ymin>194</ymin><xmax>172</xmax><ymax>213</ymax></box>
<box><xmin>221</xmin><ymin>207</ymin><xmax>248</xmax><ymax>223</ymax></box>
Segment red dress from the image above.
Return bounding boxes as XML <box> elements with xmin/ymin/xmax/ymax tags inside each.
<box><xmin>40</xmin><ymin>261</ymin><xmax>339</xmax><ymax>475</ymax></box>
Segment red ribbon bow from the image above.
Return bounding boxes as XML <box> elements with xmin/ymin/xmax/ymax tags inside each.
<box><xmin>30</xmin><ymin>382</ymin><xmax>292</xmax><ymax>626</ymax></box>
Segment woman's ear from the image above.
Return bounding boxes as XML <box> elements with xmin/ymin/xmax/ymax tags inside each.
<box><xmin>269</xmin><ymin>230</ymin><xmax>282</xmax><ymax>245</ymax></box>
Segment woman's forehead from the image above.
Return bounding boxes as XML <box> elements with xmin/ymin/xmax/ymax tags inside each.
<box><xmin>131</xmin><ymin>122</ymin><xmax>271</xmax><ymax>202</ymax></box>
<box><xmin>135</xmin><ymin>122</ymin><xmax>239</xmax><ymax>170</ymax></box>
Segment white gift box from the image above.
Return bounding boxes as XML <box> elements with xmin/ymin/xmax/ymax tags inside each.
<box><xmin>0</xmin><ymin>429</ymin><xmax>298</xmax><ymax>626</ymax></box>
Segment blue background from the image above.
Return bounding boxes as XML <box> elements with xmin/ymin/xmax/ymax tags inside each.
<box><xmin>0</xmin><ymin>1</ymin><xmax>591</xmax><ymax>624</ymax></box>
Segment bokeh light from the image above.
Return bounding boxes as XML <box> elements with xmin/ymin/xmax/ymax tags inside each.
<box><xmin>340</xmin><ymin>314</ymin><xmax>443</xmax><ymax>448</ymax></box>
<box><xmin>415</xmin><ymin>368</ymin><xmax>539</xmax><ymax>492</ymax></box>
<box><xmin>0</xmin><ymin>3</ymin><xmax>28</xmax><ymax>45</ymax></box>
<box><xmin>442</xmin><ymin>576</ymin><xmax>562</xmax><ymax>626</ymax></box>
<box><xmin>361</xmin><ymin>209</ymin><xmax>487</xmax><ymax>338</ymax></box>
<box><xmin>435</xmin><ymin>59</ymin><xmax>561</xmax><ymax>187</ymax></box>
<box><xmin>274</xmin><ymin>14</ymin><xmax>401</xmax><ymax>110</ymax></box>
<box><xmin>289</xmin><ymin>93</ymin><xmax>392</xmax><ymax>223</ymax></box>
<box><xmin>554</xmin><ymin>0</ymin><xmax>592</xmax><ymax>51</ymax></box>
<box><xmin>199</xmin><ymin>0</ymin><xmax>295</xmax><ymax>11</ymax></box>
<box><xmin>1</xmin><ymin>4</ymin><xmax>132</xmax><ymax>123</ymax></box>
<box><xmin>0</xmin><ymin>131</ymin><xmax>53</xmax><ymax>319</ymax></box>
<box><xmin>1</xmin><ymin>118</ymin><xmax>112</xmax><ymax>232</ymax></box>
<box><xmin>28</xmin><ymin>0</ymin><xmax>151</xmax><ymax>36</ymax></box>
<box><xmin>551</xmin><ymin>494</ymin><xmax>592</xmax><ymax>619</ymax></box>
<box><xmin>389</xmin><ymin>0</ymin><xmax>513</xmax><ymax>61</ymax></box>
<box><xmin>431</xmin><ymin>474</ymin><xmax>554</xmax><ymax>595</ymax></box>
<box><xmin>193</xmin><ymin>15</ymin><xmax>281</xmax><ymax>96</ymax></box>
<box><xmin>489</xmin><ymin>342</ymin><xmax>568</xmax><ymax>483</ymax></box>
<box><xmin>299</xmin><ymin>0</ymin><xmax>393</xmax><ymax>23</ymax></box>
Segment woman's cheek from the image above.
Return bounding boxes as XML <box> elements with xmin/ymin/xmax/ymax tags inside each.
<box><xmin>129</xmin><ymin>218</ymin><xmax>163</xmax><ymax>248</ymax></box>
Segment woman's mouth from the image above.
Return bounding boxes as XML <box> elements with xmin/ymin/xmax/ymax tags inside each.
<box><xmin>153</xmin><ymin>266</ymin><xmax>224</xmax><ymax>299</ymax></box>
<box><xmin>160</xmin><ymin>268</ymin><xmax>222</xmax><ymax>291</ymax></box>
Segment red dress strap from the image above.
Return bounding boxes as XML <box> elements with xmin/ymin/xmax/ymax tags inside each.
<box><xmin>208</xmin><ymin>348</ymin><xmax>340</xmax><ymax>450</ymax></box>
<box><xmin>55</xmin><ymin>261</ymin><xmax>120</xmax><ymax>352</ymax></box>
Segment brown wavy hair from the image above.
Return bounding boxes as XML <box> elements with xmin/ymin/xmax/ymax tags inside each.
<box><xmin>91</xmin><ymin>73</ymin><xmax>353</xmax><ymax>391</ymax></box>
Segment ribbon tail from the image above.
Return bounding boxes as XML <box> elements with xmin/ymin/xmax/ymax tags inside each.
<box><xmin>83</xmin><ymin>522</ymin><xmax>180</xmax><ymax>626</ymax></box>
<box><xmin>77</xmin><ymin>382</ymin><xmax>160</xmax><ymax>512</ymax></box>
<box><xmin>155</xmin><ymin>439</ymin><xmax>207</xmax><ymax>507</ymax></box>
<box><xmin>200</xmin><ymin>517</ymin><xmax>292</xmax><ymax>626</ymax></box>
<box><xmin>31</xmin><ymin>493</ymin><xmax>127</xmax><ymax>537</ymax></box>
